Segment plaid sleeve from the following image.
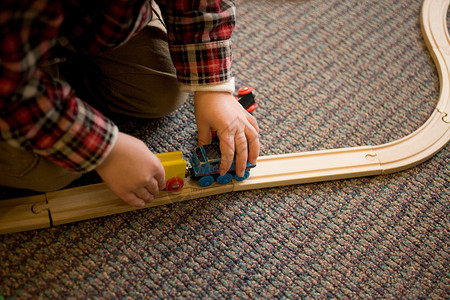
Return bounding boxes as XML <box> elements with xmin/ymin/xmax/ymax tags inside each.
<box><xmin>156</xmin><ymin>0</ymin><xmax>235</xmax><ymax>87</ymax></box>
<box><xmin>0</xmin><ymin>0</ymin><xmax>118</xmax><ymax>173</ymax></box>
<box><xmin>59</xmin><ymin>0</ymin><xmax>152</xmax><ymax>55</ymax></box>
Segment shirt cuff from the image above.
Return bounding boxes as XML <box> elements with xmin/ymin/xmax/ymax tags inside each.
<box><xmin>179</xmin><ymin>77</ymin><xmax>235</xmax><ymax>94</ymax></box>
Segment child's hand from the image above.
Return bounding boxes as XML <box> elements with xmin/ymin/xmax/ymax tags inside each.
<box><xmin>194</xmin><ymin>91</ymin><xmax>260</xmax><ymax>177</ymax></box>
<box><xmin>96</xmin><ymin>132</ymin><xmax>166</xmax><ymax>207</ymax></box>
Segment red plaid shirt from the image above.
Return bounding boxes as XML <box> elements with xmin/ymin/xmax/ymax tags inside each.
<box><xmin>0</xmin><ymin>0</ymin><xmax>235</xmax><ymax>173</ymax></box>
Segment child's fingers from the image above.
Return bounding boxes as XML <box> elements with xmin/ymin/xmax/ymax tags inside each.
<box><xmin>122</xmin><ymin>192</ymin><xmax>145</xmax><ymax>207</ymax></box>
<box><xmin>134</xmin><ymin>187</ymin><xmax>153</xmax><ymax>202</ymax></box>
<box><xmin>146</xmin><ymin>177</ymin><xmax>161</xmax><ymax>197</ymax></box>
<box><xmin>153</xmin><ymin>164</ymin><xmax>166</xmax><ymax>191</ymax></box>
<box><xmin>245</xmin><ymin>123</ymin><xmax>260</xmax><ymax>165</ymax></box>
<box><xmin>234</xmin><ymin>130</ymin><xmax>248</xmax><ymax>177</ymax></box>
<box><xmin>246</xmin><ymin>112</ymin><xmax>259</xmax><ymax>133</ymax></box>
<box><xmin>197</xmin><ymin>123</ymin><xmax>213</xmax><ymax>146</ymax></box>
<box><xmin>219</xmin><ymin>134</ymin><xmax>235</xmax><ymax>176</ymax></box>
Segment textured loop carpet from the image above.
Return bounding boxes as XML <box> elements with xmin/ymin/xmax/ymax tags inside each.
<box><xmin>1</xmin><ymin>0</ymin><xmax>449</xmax><ymax>298</ymax></box>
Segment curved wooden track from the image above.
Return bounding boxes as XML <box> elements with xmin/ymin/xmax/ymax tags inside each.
<box><xmin>1</xmin><ymin>0</ymin><xmax>449</xmax><ymax>234</ymax></box>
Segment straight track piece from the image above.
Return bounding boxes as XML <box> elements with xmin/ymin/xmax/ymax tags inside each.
<box><xmin>0</xmin><ymin>194</ymin><xmax>50</xmax><ymax>234</ymax></box>
<box><xmin>45</xmin><ymin>180</ymin><xmax>232</xmax><ymax>226</ymax></box>
<box><xmin>233</xmin><ymin>146</ymin><xmax>381</xmax><ymax>191</ymax></box>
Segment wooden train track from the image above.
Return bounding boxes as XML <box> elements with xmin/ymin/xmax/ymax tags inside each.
<box><xmin>1</xmin><ymin>0</ymin><xmax>449</xmax><ymax>234</ymax></box>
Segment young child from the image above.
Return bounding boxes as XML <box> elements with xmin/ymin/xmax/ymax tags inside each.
<box><xmin>0</xmin><ymin>0</ymin><xmax>260</xmax><ymax>207</ymax></box>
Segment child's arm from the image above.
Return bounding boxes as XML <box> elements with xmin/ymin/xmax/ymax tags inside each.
<box><xmin>194</xmin><ymin>91</ymin><xmax>260</xmax><ymax>177</ymax></box>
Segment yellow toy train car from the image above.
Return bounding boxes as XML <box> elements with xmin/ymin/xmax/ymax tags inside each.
<box><xmin>156</xmin><ymin>151</ymin><xmax>187</xmax><ymax>192</ymax></box>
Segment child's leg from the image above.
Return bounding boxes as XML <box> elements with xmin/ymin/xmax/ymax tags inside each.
<box><xmin>0</xmin><ymin>142</ymin><xmax>81</xmax><ymax>192</ymax></box>
<box><xmin>60</xmin><ymin>5</ymin><xmax>188</xmax><ymax>119</ymax></box>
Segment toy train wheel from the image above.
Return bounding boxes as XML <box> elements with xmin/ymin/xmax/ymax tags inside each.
<box><xmin>235</xmin><ymin>170</ymin><xmax>250</xmax><ymax>181</ymax></box>
<box><xmin>217</xmin><ymin>173</ymin><xmax>233</xmax><ymax>185</ymax></box>
<box><xmin>166</xmin><ymin>177</ymin><xmax>184</xmax><ymax>192</ymax></box>
<box><xmin>236</xmin><ymin>86</ymin><xmax>258</xmax><ymax>113</ymax></box>
<box><xmin>198</xmin><ymin>175</ymin><xmax>214</xmax><ymax>187</ymax></box>
<box><xmin>237</xmin><ymin>86</ymin><xmax>253</xmax><ymax>96</ymax></box>
<box><xmin>246</xmin><ymin>103</ymin><xmax>258</xmax><ymax>113</ymax></box>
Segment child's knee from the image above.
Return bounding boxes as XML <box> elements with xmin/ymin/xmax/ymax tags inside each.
<box><xmin>105</xmin><ymin>73</ymin><xmax>188</xmax><ymax>118</ymax></box>
<box><xmin>0</xmin><ymin>143</ymin><xmax>80</xmax><ymax>192</ymax></box>
<box><xmin>144</xmin><ymin>83</ymin><xmax>189</xmax><ymax>118</ymax></box>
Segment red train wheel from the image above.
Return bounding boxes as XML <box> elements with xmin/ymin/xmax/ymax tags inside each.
<box><xmin>246</xmin><ymin>103</ymin><xmax>258</xmax><ymax>113</ymax></box>
<box><xmin>237</xmin><ymin>86</ymin><xmax>253</xmax><ymax>96</ymax></box>
<box><xmin>166</xmin><ymin>177</ymin><xmax>184</xmax><ymax>192</ymax></box>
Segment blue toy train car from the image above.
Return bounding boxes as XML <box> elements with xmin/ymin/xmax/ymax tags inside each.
<box><xmin>189</xmin><ymin>141</ymin><xmax>256</xmax><ymax>187</ymax></box>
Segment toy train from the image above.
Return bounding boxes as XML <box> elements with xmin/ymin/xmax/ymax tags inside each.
<box><xmin>190</xmin><ymin>140</ymin><xmax>257</xmax><ymax>187</ymax></box>
<box><xmin>157</xmin><ymin>86</ymin><xmax>257</xmax><ymax>191</ymax></box>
